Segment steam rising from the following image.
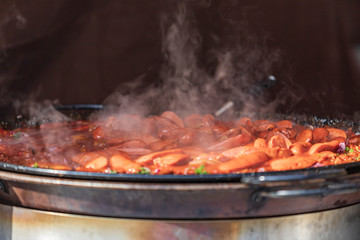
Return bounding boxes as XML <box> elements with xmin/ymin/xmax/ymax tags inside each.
<box><xmin>0</xmin><ymin>0</ymin><xmax>27</xmax><ymax>116</ymax></box>
<box><xmin>103</xmin><ymin>1</ymin><xmax>281</xmax><ymax>119</ymax></box>
<box><xmin>1</xmin><ymin>0</ymin><xmax>283</xmax><ymax>122</ymax></box>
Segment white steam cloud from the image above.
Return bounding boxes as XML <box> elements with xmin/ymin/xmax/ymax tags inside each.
<box><xmin>103</xmin><ymin>1</ymin><xmax>282</xmax><ymax>119</ymax></box>
<box><xmin>1</xmin><ymin>0</ymin><xmax>283</xmax><ymax>122</ymax></box>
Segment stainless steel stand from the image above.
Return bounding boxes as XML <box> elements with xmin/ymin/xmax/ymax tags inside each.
<box><xmin>1</xmin><ymin>203</ymin><xmax>360</xmax><ymax>240</ymax></box>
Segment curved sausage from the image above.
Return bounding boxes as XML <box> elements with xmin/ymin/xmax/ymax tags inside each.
<box><xmin>218</xmin><ymin>151</ymin><xmax>270</xmax><ymax>173</ymax></box>
<box><xmin>312</xmin><ymin>128</ymin><xmax>328</xmax><ymax>143</ymax></box>
<box><xmin>348</xmin><ymin>135</ymin><xmax>360</xmax><ymax>145</ymax></box>
<box><xmin>327</xmin><ymin>128</ymin><xmax>347</xmax><ymax>141</ymax></box>
<box><xmin>270</xmin><ymin>155</ymin><xmax>317</xmax><ymax>171</ymax></box>
<box><xmin>110</xmin><ymin>154</ymin><xmax>141</xmax><ymax>174</ymax></box>
<box><xmin>308</xmin><ymin>140</ymin><xmax>340</xmax><ymax>154</ymax></box>
<box><xmin>135</xmin><ymin>149</ymin><xmax>183</xmax><ymax>165</ymax></box>
<box><xmin>290</xmin><ymin>142</ymin><xmax>312</xmax><ymax>155</ymax></box>
<box><xmin>153</xmin><ymin>153</ymin><xmax>190</xmax><ymax>168</ymax></box>
<box><xmin>73</xmin><ymin>152</ymin><xmax>108</xmax><ymax>171</ymax></box>
<box><xmin>221</xmin><ymin>145</ymin><xmax>255</xmax><ymax>158</ymax></box>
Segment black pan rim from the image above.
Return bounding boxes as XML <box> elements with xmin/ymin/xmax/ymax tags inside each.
<box><xmin>1</xmin><ymin>104</ymin><xmax>360</xmax><ymax>183</ymax></box>
<box><xmin>0</xmin><ymin>160</ymin><xmax>359</xmax><ymax>183</ymax></box>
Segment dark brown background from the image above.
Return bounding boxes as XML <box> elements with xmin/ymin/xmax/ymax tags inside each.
<box><xmin>1</xmin><ymin>0</ymin><xmax>360</xmax><ymax>117</ymax></box>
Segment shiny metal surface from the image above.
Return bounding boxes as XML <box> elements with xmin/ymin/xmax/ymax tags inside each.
<box><xmin>0</xmin><ymin>203</ymin><xmax>360</xmax><ymax>240</ymax></box>
<box><xmin>1</xmin><ymin>169</ymin><xmax>360</xmax><ymax>219</ymax></box>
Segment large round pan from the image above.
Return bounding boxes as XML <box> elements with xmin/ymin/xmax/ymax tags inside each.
<box><xmin>0</xmin><ymin>104</ymin><xmax>360</xmax><ymax>219</ymax></box>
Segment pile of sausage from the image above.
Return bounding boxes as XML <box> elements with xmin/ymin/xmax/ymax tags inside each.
<box><xmin>0</xmin><ymin>111</ymin><xmax>360</xmax><ymax>175</ymax></box>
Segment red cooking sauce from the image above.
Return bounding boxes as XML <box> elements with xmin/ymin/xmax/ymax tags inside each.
<box><xmin>0</xmin><ymin>111</ymin><xmax>359</xmax><ymax>175</ymax></box>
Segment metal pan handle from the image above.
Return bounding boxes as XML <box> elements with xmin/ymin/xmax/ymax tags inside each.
<box><xmin>253</xmin><ymin>181</ymin><xmax>360</xmax><ymax>203</ymax></box>
<box><xmin>242</xmin><ymin>168</ymin><xmax>347</xmax><ymax>184</ymax></box>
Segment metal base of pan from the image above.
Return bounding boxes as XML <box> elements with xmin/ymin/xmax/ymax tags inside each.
<box><xmin>1</xmin><ymin>203</ymin><xmax>360</xmax><ymax>240</ymax></box>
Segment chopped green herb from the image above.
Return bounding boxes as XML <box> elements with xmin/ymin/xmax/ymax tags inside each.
<box><xmin>109</xmin><ymin>170</ymin><xmax>117</xmax><ymax>174</ymax></box>
<box><xmin>195</xmin><ymin>165</ymin><xmax>208</xmax><ymax>175</ymax></box>
<box><xmin>354</xmin><ymin>156</ymin><xmax>360</xmax><ymax>160</ymax></box>
<box><xmin>32</xmin><ymin>162</ymin><xmax>38</xmax><ymax>168</ymax></box>
<box><xmin>138</xmin><ymin>167</ymin><xmax>151</xmax><ymax>175</ymax></box>
<box><xmin>345</xmin><ymin>147</ymin><xmax>354</xmax><ymax>154</ymax></box>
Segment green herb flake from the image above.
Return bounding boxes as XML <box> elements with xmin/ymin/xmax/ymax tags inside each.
<box><xmin>195</xmin><ymin>165</ymin><xmax>208</xmax><ymax>175</ymax></box>
<box><xmin>345</xmin><ymin>147</ymin><xmax>354</xmax><ymax>154</ymax></box>
<box><xmin>109</xmin><ymin>170</ymin><xmax>117</xmax><ymax>174</ymax></box>
<box><xmin>138</xmin><ymin>167</ymin><xmax>151</xmax><ymax>175</ymax></box>
<box><xmin>32</xmin><ymin>162</ymin><xmax>38</xmax><ymax>168</ymax></box>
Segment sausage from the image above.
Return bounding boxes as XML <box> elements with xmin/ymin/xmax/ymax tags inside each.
<box><xmin>161</xmin><ymin>111</ymin><xmax>184</xmax><ymax>128</ymax></box>
<box><xmin>202</xmin><ymin>114</ymin><xmax>216</xmax><ymax>127</ymax></box>
<box><xmin>73</xmin><ymin>152</ymin><xmax>108</xmax><ymax>171</ymax></box>
<box><xmin>290</xmin><ymin>142</ymin><xmax>312</xmax><ymax>155</ymax></box>
<box><xmin>154</xmin><ymin>116</ymin><xmax>180</xmax><ymax>138</ymax></box>
<box><xmin>142</xmin><ymin>117</ymin><xmax>157</xmax><ymax>135</ymax></box>
<box><xmin>315</xmin><ymin>151</ymin><xmax>337</xmax><ymax>163</ymax></box>
<box><xmin>109</xmin><ymin>154</ymin><xmax>141</xmax><ymax>174</ymax></box>
<box><xmin>208</xmin><ymin>134</ymin><xmax>252</xmax><ymax>151</ymax></box>
<box><xmin>135</xmin><ymin>149</ymin><xmax>183</xmax><ymax>165</ymax></box>
<box><xmin>183</xmin><ymin>114</ymin><xmax>203</xmax><ymax>128</ymax></box>
<box><xmin>189</xmin><ymin>153</ymin><xmax>222</xmax><ymax>166</ymax></box>
<box><xmin>312</xmin><ymin>128</ymin><xmax>328</xmax><ymax>143</ymax></box>
<box><xmin>218</xmin><ymin>151</ymin><xmax>270</xmax><ymax>173</ymax></box>
<box><xmin>326</xmin><ymin>128</ymin><xmax>347</xmax><ymax>141</ymax></box>
<box><xmin>211</xmin><ymin>124</ymin><xmax>230</xmax><ymax>136</ymax></box>
<box><xmin>148</xmin><ymin>138</ymin><xmax>179</xmax><ymax>151</ymax></box>
<box><xmin>273</xmin><ymin>132</ymin><xmax>293</xmax><ymax>148</ymax></box>
<box><xmin>268</xmin><ymin>135</ymin><xmax>287</xmax><ymax>149</ymax></box>
<box><xmin>308</xmin><ymin>140</ymin><xmax>340</xmax><ymax>154</ymax></box>
<box><xmin>276</xmin><ymin>120</ymin><xmax>293</xmax><ymax>129</ymax></box>
<box><xmin>348</xmin><ymin>135</ymin><xmax>360</xmax><ymax>145</ymax></box>
<box><xmin>36</xmin><ymin>162</ymin><xmax>73</xmax><ymax>171</ymax></box>
<box><xmin>237</xmin><ymin>117</ymin><xmax>252</xmax><ymax>126</ymax></box>
<box><xmin>254</xmin><ymin>138</ymin><xmax>267</xmax><ymax>149</ymax></box>
<box><xmin>92</xmin><ymin>126</ymin><xmax>105</xmax><ymax>140</ymax></box>
<box><xmin>295</xmin><ymin>129</ymin><xmax>312</xmax><ymax>143</ymax></box>
<box><xmin>221</xmin><ymin>145</ymin><xmax>256</xmax><ymax>158</ymax></box>
<box><xmin>108</xmin><ymin>147</ymin><xmax>153</xmax><ymax>157</ymax></box>
<box><xmin>270</xmin><ymin>155</ymin><xmax>317</xmax><ymax>171</ymax></box>
<box><xmin>153</xmin><ymin>153</ymin><xmax>190</xmax><ymax>168</ymax></box>
<box><xmin>262</xmin><ymin>147</ymin><xmax>292</xmax><ymax>159</ymax></box>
